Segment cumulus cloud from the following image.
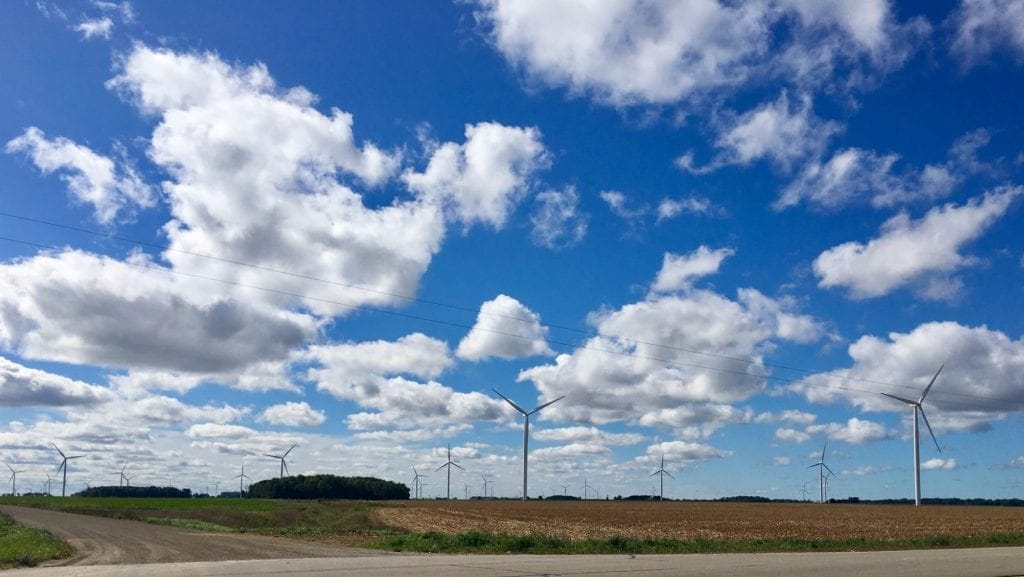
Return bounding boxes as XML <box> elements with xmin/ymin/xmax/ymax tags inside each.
<box><xmin>75</xmin><ymin>16</ymin><xmax>113</xmax><ymax>39</ymax></box>
<box><xmin>950</xmin><ymin>0</ymin><xmax>1024</xmax><ymax>67</ymax></box>
<box><xmin>474</xmin><ymin>0</ymin><xmax>924</xmax><ymax>107</ymax></box>
<box><xmin>921</xmin><ymin>457</ymin><xmax>957</xmax><ymax>470</ymax></box>
<box><xmin>0</xmin><ymin>250</ymin><xmax>317</xmax><ymax>374</ymax></box>
<box><xmin>678</xmin><ymin>92</ymin><xmax>841</xmax><ymax>174</ymax></box>
<box><xmin>789</xmin><ymin>321</ymin><xmax>1024</xmax><ymax>431</ymax></box>
<box><xmin>0</xmin><ymin>357</ymin><xmax>112</xmax><ymax>407</ymax></box>
<box><xmin>638</xmin><ymin>404</ymin><xmax>752</xmax><ymax>440</ymax></box>
<box><xmin>650</xmin><ymin>247</ymin><xmax>735</xmax><ymax>294</ymax></box>
<box><xmin>806</xmin><ymin>417</ymin><xmax>890</xmax><ymax>444</ymax></box>
<box><xmin>649</xmin><ymin>441</ymin><xmax>732</xmax><ymax>462</ymax></box>
<box><xmin>532</xmin><ymin>426</ymin><xmax>643</xmax><ymax>446</ymax></box>
<box><xmin>457</xmin><ymin>295</ymin><xmax>554</xmax><ymax>361</ymax></box>
<box><xmin>773</xmin><ymin>456</ymin><xmax>791</xmax><ymax>466</ymax></box>
<box><xmin>756</xmin><ymin>409</ymin><xmax>818</xmax><ymax>426</ymax></box>
<box><xmin>306</xmin><ymin>333</ymin><xmax>453</xmax><ymax>397</ymax></box>
<box><xmin>403</xmin><ymin>122</ymin><xmax>549</xmax><ymax>229</ymax></box>
<box><xmin>342</xmin><ymin>377</ymin><xmax>507</xmax><ymax>431</ymax></box>
<box><xmin>530</xmin><ymin>186</ymin><xmax>587</xmax><ymax>249</ymax></box>
<box><xmin>518</xmin><ymin>252</ymin><xmax>823</xmax><ymax>425</ymax></box>
<box><xmin>5</xmin><ymin>128</ymin><xmax>155</xmax><ymax>224</ymax></box>
<box><xmin>656</xmin><ymin>196</ymin><xmax>718</xmax><ymax>221</ymax></box>
<box><xmin>775</xmin><ymin>130</ymin><xmax>995</xmax><ymax>211</ymax></box>
<box><xmin>775</xmin><ymin>428</ymin><xmax>811</xmax><ymax>443</ymax></box>
<box><xmin>813</xmin><ymin>187</ymin><xmax>1021</xmax><ymax>299</ymax></box>
<box><xmin>258</xmin><ymin>402</ymin><xmax>326</xmax><ymax>427</ymax></box>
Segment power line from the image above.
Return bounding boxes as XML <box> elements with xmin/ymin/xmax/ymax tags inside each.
<box><xmin>1</xmin><ymin>233</ymin><xmax>1021</xmax><ymax>412</ymax></box>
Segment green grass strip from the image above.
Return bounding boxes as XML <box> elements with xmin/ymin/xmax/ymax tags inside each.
<box><xmin>371</xmin><ymin>531</ymin><xmax>1024</xmax><ymax>555</ymax></box>
<box><xmin>0</xmin><ymin>512</ymin><xmax>74</xmax><ymax>568</ymax></box>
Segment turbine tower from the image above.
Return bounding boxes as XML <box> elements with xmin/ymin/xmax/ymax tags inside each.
<box><xmin>480</xmin><ymin>473</ymin><xmax>492</xmax><ymax>498</ymax></box>
<box><xmin>881</xmin><ymin>365</ymin><xmax>943</xmax><ymax>506</ymax></box>
<box><xmin>435</xmin><ymin>444</ymin><xmax>463</xmax><ymax>500</ymax></box>
<box><xmin>492</xmin><ymin>388</ymin><xmax>564</xmax><ymax>501</ymax></box>
<box><xmin>806</xmin><ymin>441</ymin><xmax>835</xmax><ymax>503</ymax></box>
<box><xmin>7</xmin><ymin>464</ymin><xmax>25</xmax><ymax>496</ymax></box>
<box><xmin>119</xmin><ymin>464</ymin><xmax>130</xmax><ymax>488</ymax></box>
<box><xmin>583</xmin><ymin>476</ymin><xmax>593</xmax><ymax>500</ymax></box>
<box><xmin>233</xmin><ymin>464</ymin><xmax>251</xmax><ymax>497</ymax></box>
<box><xmin>52</xmin><ymin>443</ymin><xmax>83</xmax><ymax>497</ymax></box>
<box><xmin>263</xmin><ymin>444</ymin><xmax>296</xmax><ymax>479</ymax></box>
<box><xmin>650</xmin><ymin>454</ymin><xmax>674</xmax><ymax>500</ymax></box>
<box><xmin>560</xmin><ymin>483</ymin><xmax>570</xmax><ymax>497</ymax></box>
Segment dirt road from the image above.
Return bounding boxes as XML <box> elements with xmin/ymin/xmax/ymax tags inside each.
<box><xmin>0</xmin><ymin>505</ymin><xmax>383</xmax><ymax>566</ymax></box>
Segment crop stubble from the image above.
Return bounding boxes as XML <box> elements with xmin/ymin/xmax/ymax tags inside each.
<box><xmin>373</xmin><ymin>501</ymin><xmax>1024</xmax><ymax>542</ymax></box>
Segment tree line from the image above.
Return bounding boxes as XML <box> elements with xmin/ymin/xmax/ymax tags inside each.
<box><xmin>247</xmin><ymin>474</ymin><xmax>409</xmax><ymax>500</ymax></box>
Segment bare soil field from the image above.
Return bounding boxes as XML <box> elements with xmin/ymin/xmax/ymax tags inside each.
<box><xmin>373</xmin><ymin>500</ymin><xmax>1024</xmax><ymax>542</ymax></box>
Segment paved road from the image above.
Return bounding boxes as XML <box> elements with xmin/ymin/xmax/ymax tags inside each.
<box><xmin>11</xmin><ymin>548</ymin><xmax>1024</xmax><ymax>577</ymax></box>
<box><xmin>0</xmin><ymin>504</ymin><xmax>377</xmax><ymax>565</ymax></box>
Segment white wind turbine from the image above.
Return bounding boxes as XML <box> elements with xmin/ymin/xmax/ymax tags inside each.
<box><xmin>435</xmin><ymin>444</ymin><xmax>463</xmax><ymax>500</ymax></box>
<box><xmin>881</xmin><ymin>365</ymin><xmax>944</xmax><ymax>507</ymax></box>
<box><xmin>650</xmin><ymin>454</ymin><xmax>674</xmax><ymax>501</ymax></box>
<box><xmin>480</xmin><ymin>473</ymin><xmax>492</xmax><ymax>498</ymax></box>
<box><xmin>52</xmin><ymin>443</ymin><xmax>83</xmax><ymax>497</ymax></box>
<box><xmin>7</xmin><ymin>464</ymin><xmax>25</xmax><ymax>496</ymax></box>
<box><xmin>412</xmin><ymin>467</ymin><xmax>428</xmax><ymax>499</ymax></box>
<box><xmin>263</xmin><ymin>444</ymin><xmax>296</xmax><ymax>479</ymax></box>
<box><xmin>492</xmin><ymin>388</ymin><xmax>564</xmax><ymax>501</ymax></box>
<box><xmin>807</xmin><ymin>441</ymin><xmax>835</xmax><ymax>503</ymax></box>
<box><xmin>233</xmin><ymin>464</ymin><xmax>251</xmax><ymax>497</ymax></box>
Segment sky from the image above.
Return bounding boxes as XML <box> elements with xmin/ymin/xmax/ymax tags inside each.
<box><xmin>1</xmin><ymin>0</ymin><xmax>1023</xmax><ymax>501</ymax></box>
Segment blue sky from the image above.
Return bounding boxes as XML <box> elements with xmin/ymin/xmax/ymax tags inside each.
<box><xmin>1</xmin><ymin>0</ymin><xmax>1023</xmax><ymax>501</ymax></box>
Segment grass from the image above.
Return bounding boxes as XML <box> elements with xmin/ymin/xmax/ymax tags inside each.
<box><xmin>371</xmin><ymin>531</ymin><xmax>1024</xmax><ymax>555</ymax></box>
<box><xmin>0</xmin><ymin>512</ymin><xmax>74</xmax><ymax>568</ymax></box>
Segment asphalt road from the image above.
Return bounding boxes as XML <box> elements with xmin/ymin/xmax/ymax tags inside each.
<box><xmin>10</xmin><ymin>548</ymin><xmax>1024</xmax><ymax>577</ymax></box>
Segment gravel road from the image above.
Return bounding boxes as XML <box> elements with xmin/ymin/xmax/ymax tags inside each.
<box><xmin>0</xmin><ymin>504</ymin><xmax>384</xmax><ymax>566</ymax></box>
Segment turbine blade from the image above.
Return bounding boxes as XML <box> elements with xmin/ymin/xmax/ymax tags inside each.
<box><xmin>823</xmin><ymin>463</ymin><xmax>837</xmax><ymax>477</ymax></box>
<box><xmin>492</xmin><ymin>388</ymin><xmax>527</xmax><ymax>415</ymax></box>
<box><xmin>262</xmin><ymin>454</ymin><xmax>277</xmax><ymax>459</ymax></box>
<box><xmin>919</xmin><ymin>365</ymin><xmax>944</xmax><ymax>404</ymax></box>
<box><xmin>806</xmin><ymin>463</ymin><xmax>819</xmax><ymax>470</ymax></box>
<box><xmin>650</xmin><ymin>471</ymin><xmax>659</xmax><ymax>477</ymax></box>
<box><xmin>881</xmin><ymin>392</ymin><xmax>917</xmax><ymax>405</ymax></box>
<box><xmin>530</xmin><ymin>395</ymin><xmax>566</xmax><ymax>415</ymax></box>
<box><xmin>821</xmin><ymin>441</ymin><xmax>827</xmax><ymax>462</ymax></box>
<box><xmin>51</xmin><ymin>442</ymin><xmax>66</xmax><ymax>458</ymax></box>
<box><xmin>435</xmin><ymin>464</ymin><xmax>446</xmax><ymax>472</ymax></box>
<box><xmin>665</xmin><ymin>471</ymin><xmax>675</xmax><ymax>479</ymax></box>
<box><xmin>6</xmin><ymin>464</ymin><xmax>13</xmax><ymax>473</ymax></box>
<box><xmin>919</xmin><ymin>407</ymin><xmax>941</xmax><ymax>453</ymax></box>
<box><xmin>453</xmin><ymin>463</ymin><xmax>465</xmax><ymax>471</ymax></box>
<box><xmin>283</xmin><ymin>444</ymin><xmax>296</xmax><ymax>458</ymax></box>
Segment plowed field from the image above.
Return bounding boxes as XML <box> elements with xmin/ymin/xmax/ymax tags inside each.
<box><xmin>374</xmin><ymin>501</ymin><xmax>1024</xmax><ymax>542</ymax></box>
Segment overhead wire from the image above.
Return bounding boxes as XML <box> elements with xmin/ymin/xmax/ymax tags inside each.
<box><xmin>0</xmin><ymin>214</ymin><xmax>1022</xmax><ymax>412</ymax></box>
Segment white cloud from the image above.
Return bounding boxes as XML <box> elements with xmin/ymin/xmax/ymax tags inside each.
<box><xmin>649</xmin><ymin>441</ymin><xmax>732</xmax><ymax>462</ymax></box>
<box><xmin>532</xmin><ymin>443</ymin><xmax>612</xmax><ymax>461</ymax></box>
<box><xmin>457</xmin><ymin>295</ymin><xmax>554</xmax><ymax>361</ymax></box>
<box><xmin>650</xmin><ymin>246</ymin><xmax>734</xmax><ymax>294</ymax></box>
<box><xmin>474</xmin><ymin>0</ymin><xmax>922</xmax><ymax>107</ymax></box>
<box><xmin>532</xmin><ymin>426</ymin><xmax>643</xmax><ymax>446</ymax></box>
<box><xmin>1009</xmin><ymin>456</ymin><xmax>1024</xmax><ymax>468</ymax></box>
<box><xmin>678</xmin><ymin>92</ymin><xmax>841</xmax><ymax>173</ymax></box>
<box><xmin>756</xmin><ymin>409</ymin><xmax>818</xmax><ymax>425</ymax></box>
<box><xmin>75</xmin><ymin>16</ymin><xmax>113</xmax><ymax>39</ymax></box>
<box><xmin>530</xmin><ymin>186</ymin><xmax>587</xmax><ymax>249</ymax></box>
<box><xmin>106</xmin><ymin>45</ymin><xmax>452</xmax><ymax>317</ymax></box>
<box><xmin>638</xmin><ymin>404</ymin><xmax>752</xmax><ymax>440</ymax></box>
<box><xmin>813</xmin><ymin>187</ymin><xmax>1021</xmax><ymax>299</ymax></box>
<box><xmin>950</xmin><ymin>0</ymin><xmax>1024</xmax><ymax>67</ymax></box>
<box><xmin>0</xmin><ymin>356</ymin><xmax>112</xmax><ymax>407</ymax></box>
<box><xmin>656</xmin><ymin>196</ymin><xmax>718</xmax><ymax>221</ymax></box>
<box><xmin>5</xmin><ymin>127</ymin><xmax>155</xmax><ymax>224</ymax></box>
<box><xmin>0</xmin><ymin>250</ymin><xmax>317</xmax><ymax>374</ymax></box>
<box><xmin>518</xmin><ymin>255</ymin><xmax>823</xmax><ymax>426</ymax></box>
<box><xmin>775</xmin><ymin>428</ymin><xmax>811</xmax><ymax>443</ymax></box>
<box><xmin>343</xmin><ymin>377</ymin><xmax>507</xmax><ymax>431</ymax></box>
<box><xmin>806</xmin><ymin>418</ymin><xmax>890</xmax><ymax>444</ymax></box>
<box><xmin>789</xmin><ymin>321</ymin><xmax>1024</xmax><ymax>431</ymax></box>
<box><xmin>775</xmin><ymin>130</ymin><xmax>994</xmax><ymax>211</ymax></box>
<box><xmin>258</xmin><ymin>402</ymin><xmax>326</xmax><ymax>427</ymax></box>
<box><xmin>403</xmin><ymin>122</ymin><xmax>549</xmax><ymax>229</ymax></box>
<box><xmin>306</xmin><ymin>333</ymin><xmax>453</xmax><ymax>398</ymax></box>
<box><xmin>773</xmin><ymin>456</ymin><xmax>791</xmax><ymax>466</ymax></box>
<box><xmin>921</xmin><ymin>457</ymin><xmax>957</xmax><ymax>471</ymax></box>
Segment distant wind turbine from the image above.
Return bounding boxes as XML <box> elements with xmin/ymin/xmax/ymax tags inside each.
<box><xmin>233</xmin><ymin>464</ymin><xmax>251</xmax><ymax>497</ymax></box>
<box><xmin>807</xmin><ymin>441</ymin><xmax>835</xmax><ymax>503</ymax></box>
<box><xmin>800</xmin><ymin>482</ymin><xmax>810</xmax><ymax>502</ymax></box>
<box><xmin>650</xmin><ymin>454</ymin><xmax>674</xmax><ymax>500</ymax></box>
<box><xmin>480</xmin><ymin>473</ymin><xmax>492</xmax><ymax>498</ymax></box>
<box><xmin>263</xmin><ymin>444</ymin><xmax>296</xmax><ymax>479</ymax></box>
<box><xmin>412</xmin><ymin>467</ymin><xmax>428</xmax><ymax>499</ymax></box>
<box><xmin>435</xmin><ymin>444</ymin><xmax>464</xmax><ymax>500</ymax></box>
<box><xmin>7</xmin><ymin>464</ymin><xmax>25</xmax><ymax>496</ymax></box>
<box><xmin>882</xmin><ymin>365</ymin><xmax>944</xmax><ymax>507</ymax></box>
<box><xmin>560</xmin><ymin>483</ymin><xmax>570</xmax><ymax>497</ymax></box>
<box><xmin>492</xmin><ymin>388</ymin><xmax>564</xmax><ymax>501</ymax></box>
<box><xmin>52</xmin><ymin>442</ymin><xmax>83</xmax><ymax>497</ymax></box>
<box><xmin>582</xmin><ymin>476</ymin><xmax>593</xmax><ymax>500</ymax></box>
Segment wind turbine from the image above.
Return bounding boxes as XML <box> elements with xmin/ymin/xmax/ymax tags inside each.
<box><xmin>464</xmin><ymin>484</ymin><xmax>472</xmax><ymax>500</ymax></box>
<box><xmin>52</xmin><ymin>443</ymin><xmax>83</xmax><ymax>497</ymax></box>
<box><xmin>800</xmin><ymin>482</ymin><xmax>810</xmax><ymax>502</ymax></box>
<box><xmin>560</xmin><ymin>483</ymin><xmax>570</xmax><ymax>497</ymax></box>
<box><xmin>233</xmin><ymin>464</ymin><xmax>251</xmax><ymax>497</ymax></box>
<box><xmin>582</xmin><ymin>477</ymin><xmax>593</xmax><ymax>500</ymax></box>
<box><xmin>492</xmin><ymin>388</ymin><xmax>564</xmax><ymax>501</ymax></box>
<box><xmin>7</xmin><ymin>464</ymin><xmax>25</xmax><ymax>496</ymax></box>
<box><xmin>412</xmin><ymin>467</ymin><xmax>428</xmax><ymax>499</ymax></box>
<box><xmin>45</xmin><ymin>473</ymin><xmax>52</xmax><ymax>497</ymax></box>
<box><xmin>119</xmin><ymin>464</ymin><xmax>130</xmax><ymax>488</ymax></box>
<box><xmin>435</xmin><ymin>444</ymin><xmax>463</xmax><ymax>500</ymax></box>
<box><xmin>263</xmin><ymin>444</ymin><xmax>296</xmax><ymax>479</ymax></box>
<box><xmin>480</xmin><ymin>473</ymin><xmax>492</xmax><ymax>498</ymax></box>
<box><xmin>806</xmin><ymin>441</ymin><xmax>835</xmax><ymax>503</ymax></box>
<box><xmin>650</xmin><ymin>454</ymin><xmax>674</xmax><ymax>500</ymax></box>
<box><xmin>882</xmin><ymin>365</ymin><xmax>944</xmax><ymax>507</ymax></box>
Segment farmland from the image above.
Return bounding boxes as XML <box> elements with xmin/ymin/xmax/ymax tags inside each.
<box><xmin>2</xmin><ymin>497</ymin><xmax>1024</xmax><ymax>555</ymax></box>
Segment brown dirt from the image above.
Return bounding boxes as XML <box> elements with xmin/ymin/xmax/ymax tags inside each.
<box><xmin>372</xmin><ymin>500</ymin><xmax>1024</xmax><ymax>542</ymax></box>
<box><xmin>0</xmin><ymin>504</ymin><xmax>382</xmax><ymax>566</ymax></box>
